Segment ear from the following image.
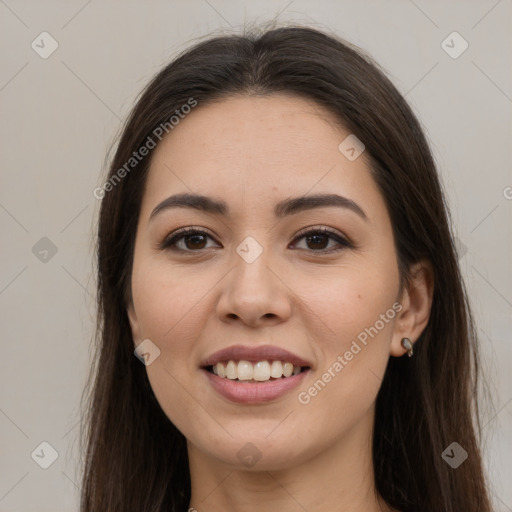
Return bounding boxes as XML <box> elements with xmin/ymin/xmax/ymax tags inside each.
<box><xmin>126</xmin><ymin>297</ymin><xmax>142</xmax><ymax>345</ymax></box>
<box><xmin>390</xmin><ymin>259</ymin><xmax>435</xmax><ymax>357</ymax></box>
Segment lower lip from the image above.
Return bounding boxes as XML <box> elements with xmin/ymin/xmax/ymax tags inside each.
<box><xmin>203</xmin><ymin>368</ymin><xmax>310</xmax><ymax>404</ymax></box>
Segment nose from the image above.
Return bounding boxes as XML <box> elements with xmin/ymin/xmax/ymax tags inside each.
<box><xmin>216</xmin><ymin>244</ymin><xmax>292</xmax><ymax>328</ymax></box>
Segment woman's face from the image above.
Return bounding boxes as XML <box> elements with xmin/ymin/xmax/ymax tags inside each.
<box><xmin>127</xmin><ymin>94</ymin><xmax>412</xmax><ymax>470</ymax></box>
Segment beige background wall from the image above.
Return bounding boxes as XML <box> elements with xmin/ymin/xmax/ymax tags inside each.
<box><xmin>0</xmin><ymin>1</ymin><xmax>511</xmax><ymax>510</ymax></box>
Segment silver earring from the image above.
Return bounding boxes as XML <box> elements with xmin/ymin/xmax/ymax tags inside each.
<box><xmin>401</xmin><ymin>337</ymin><xmax>414</xmax><ymax>357</ymax></box>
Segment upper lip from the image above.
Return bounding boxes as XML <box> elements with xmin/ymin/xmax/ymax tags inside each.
<box><xmin>201</xmin><ymin>344</ymin><xmax>313</xmax><ymax>368</ymax></box>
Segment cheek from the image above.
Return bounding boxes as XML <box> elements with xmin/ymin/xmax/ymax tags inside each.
<box><xmin>130</xmin><ymin>260</ymin><xmax>212</xmax><ymax>421</ymax></box>
<box><xmin>308</xmin><ymin>258</ymin><xmax>399</xmax><ymax>346</ymax></box>
<box><xmin>294</xmin><ymin>281</ymin><xmax>398</xmax><ymax>439</ymax></box>
<box><xmin>131</xmin><ymin>264</ymin><xmax>212</xmax><ymax>432</ymax></box>
<box><xmin>300</xmin><ymin>254</ymin><xmax>399</xmax><ymax>409</ymax></box>
<box><xmin>131</xmin><ymin>258</ymin><xmax>213</xmax><ymax>343</ymax></box>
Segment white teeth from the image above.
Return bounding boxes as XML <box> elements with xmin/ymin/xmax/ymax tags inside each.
<box><xmin>237</xmin><ymin>360</ymin><xmax>253</xmax><ymax>380</ymax></box>
<box><xmin>253</xmin><ymin>361</ymin><xmax>271</xmax><ymax>381</ymax></box>
<box><xmin>225</xmin><ymin>360</ymin><xmax>237</xmax><ymax>379</ymax></box>
<box><xmin>283</xmin><ymin>362</ymin><xmax>293</xmax><ymax>377</ymax></box>
<box><xmin>211</xmin><ymin>360</ymin><xmax>303</xmax><ymax>381</ymax></box>
<box><xmin>217</xmin><ymin>361</ymin><xmax>226</xmax><ymax>378</ymax></box>
<box><xmin>270</xmin><ymin>360</ymin><xmax>283</xmax><ymax>378</ymax></box>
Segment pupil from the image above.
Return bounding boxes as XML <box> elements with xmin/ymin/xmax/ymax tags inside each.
<box><xmin>307</xmin><ymin>234</ymin><xmax>327</xmax><ymax>249</ymax></box>
<box><xmin>186</xmin><ymin>235</ymin><xmax>206</xmax><ymax>249</ymax></box>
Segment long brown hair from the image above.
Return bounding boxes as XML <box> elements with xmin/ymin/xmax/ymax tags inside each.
<box><xmin>80</xmin><ymin>23</ymin><xmax>494</xmax><ymax>511</ymax></box>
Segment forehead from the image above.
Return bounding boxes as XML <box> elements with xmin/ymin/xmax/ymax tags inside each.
<box><xmin>141</xmin><ymin>94</ymin><xmax>383</xmax><ymax>221</ymax></box>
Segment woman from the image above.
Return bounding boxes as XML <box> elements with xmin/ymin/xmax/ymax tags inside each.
<box><xmin>80</xmin><ymin>24</ymin><xmax>493</xmax><ymax>511</ymax></box>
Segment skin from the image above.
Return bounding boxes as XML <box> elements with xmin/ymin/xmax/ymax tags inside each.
<box><xmin>126</xmin><ymin>94</ymin><xmax>434</xmax><ymax>512</ymax></box>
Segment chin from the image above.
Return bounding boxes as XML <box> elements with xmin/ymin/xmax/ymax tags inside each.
<box><xmin>190</xmin><ymin>432</ymin><xmax>316</xmax><ymax>472</ymax></box>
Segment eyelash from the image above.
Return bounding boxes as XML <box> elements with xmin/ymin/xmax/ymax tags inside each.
<box><xmin>158</xmin><ymin>226</ymin><xmax>353</xmax><ymax>254</ymax></box>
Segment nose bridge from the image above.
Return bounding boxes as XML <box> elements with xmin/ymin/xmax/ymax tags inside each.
<box><xmin>235</xmin><ymin>234</ymin><xmax>266</xmax><ymax>266</ymax></box>
<box><xmin>232</xmin><ymin>234</ymin><xmax>274</xmax><ymax>295</ymax></box>
<box><xmin>217</xmin><ymin>233</ymin><xmax>291</xmax><ymax>325</ymax></box>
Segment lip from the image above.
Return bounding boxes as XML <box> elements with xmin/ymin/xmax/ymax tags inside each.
<box><xmin>203</xmin><ymin>367</ymin><xmax>311</xmax><ymax>404</ymax></box>
<box><xmin>200</xmin><ymin>344</ymin><xmax>313</xmax><ymax>368</ymax></box>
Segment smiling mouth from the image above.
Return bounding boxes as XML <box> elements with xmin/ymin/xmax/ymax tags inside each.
<box><xmin>205</xmin><ymin>359</ymin><xmax>310</xmax><ymax>383</ymax></box>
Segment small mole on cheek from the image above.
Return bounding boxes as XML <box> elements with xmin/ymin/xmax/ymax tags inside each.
<box><xmin>357</xmin><ymin>294</ymin><xmax>362</xmax><ymax>300</ymax></box>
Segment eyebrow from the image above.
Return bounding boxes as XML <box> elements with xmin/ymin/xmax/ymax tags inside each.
<box><xmin>149</xmin><ymin>192</ymin><xmax>368</xmax><ymax>222</ymax></box>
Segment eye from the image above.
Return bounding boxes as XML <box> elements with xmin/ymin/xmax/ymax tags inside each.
<box><xmin>291</xmin><ymin>226</ymin><xmax>352</xmax><ymax>253</ymax></box>
<box><xmin>158</xmin><ymin>227</ymin><xmax>219</xmax><ymax>252</ymax></box>
<box><xmin>158</xmin><ymin>226</ymin><xmax>353</xmax><ymax>254</ymax></box>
